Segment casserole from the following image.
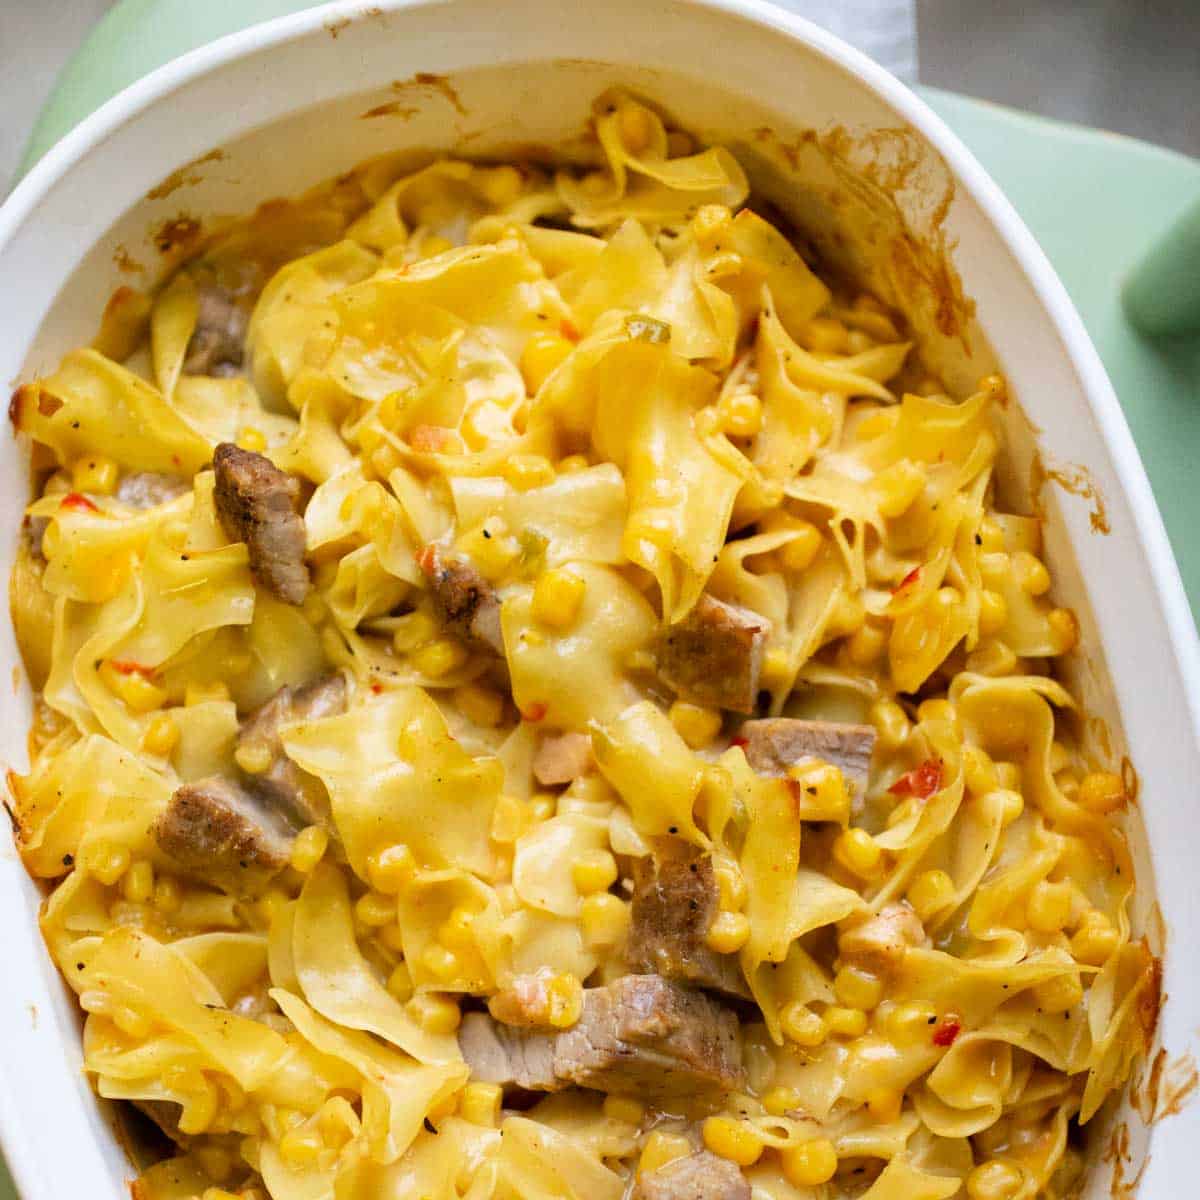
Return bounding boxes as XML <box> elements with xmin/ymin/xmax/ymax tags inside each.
<box><xmin>0</xmin><ymin>1</ymin><xmax>1197</xmax><ymax>1196</ymax></box>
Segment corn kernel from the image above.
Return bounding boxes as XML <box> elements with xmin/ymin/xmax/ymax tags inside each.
<box><xmin>99</xmin><ymin>661</ymin><xmax>167</xmax><ymax>713</ymax></box>
<box><xmin>1032</xmin><ymin>972</ymin><xmax>1084</xmax><ymax>1014</ymax></box>
<box><xmin>1013</xmin><ymin>551</ymin><xmax>1051</xmax><ymax>596</ymax></box>
<box><xmin>531</xmin><ymin>568</ymin><xmax>586</xmax><ymax>629</ymax></box>
<box><xmin>1077</xmin><ymin>770</ymin><xmax>1124</xmax><ymax>814</ymax></box>
<box><xmin>69</xmin><ymin>454</ymin><xmax>119</xmax><ymax>496</ymax></box>
<box><xmin>780</xmin><ymin>1001</ymin><xmax>826</xmax><ymax>1047</ymax></box>
<box><xmin>762</xmin><ymin>1086</ymin><xmax>804</xmax><ymax>1117</ymax></box>
<box><xmin>408</xmin><ymin>992</ymin><xmax>461</xmax><ymax>1033</ymax></box>
<box><xmin>504</xmin><ymin>453</ymin><xmax>556</xmax><ymax>491</ymax></box>
<box><xmin>917</xmin><ymin>698</ymin><xmax>956</xmax><ymax>726</ymax></box>
<box><xmin>386</xmin><ymin>961</ymin><xmax>413</xmax><ymax>1000</ymax></box>
<box><xmin>966</xmin><ymin>1160</ymin><xmax>1024</xmax><ymax>1200</ymax></box>
<box><xmin>669</xmin><ymin>701</ymin><xmax>723</xmax><ymax>749</ymax></box>
<box><xmin>719</xmin><ymin>391</ymin><xmax>763</xmax><ymax>438</ymax></box>
<box><xmin>278</xmin><ymin>1122</ymin><xmax>323</xmax><ymax>1167</ymax></box>
<box><xmin>557</xmin><ymin>454</ymin><xmax>590</xmax><ymax>474</ymax></box>
<box><xmin>870</xmin><ymin>699</ymin><xmax>910</xmax><ymax>750</ymax></box>
<box><xmin>546</xmin><ymin>973</ymin><xmax>584</xmax><ymax>1028</ymax></box>
<box><xmin>1026</xmin><ymin>879</ymin><xmax>1072</xmax><ymax>933</ymax></box>
<box><xmin>580</xmin><ymin>892</ymin><xmax>629</xmax><ymax>947</ymax></box>
<box><xmin>962</xmin><ymin>746</ymin><xmax>998</xmax><ymax>796</ymax></box>
<box><xmin>236</xmin><ymin>426</ymin><xmax>268</xmax><ymax>454</ymax></box>
<box><xmin>290</xmin><ymin>826</ymin><xmax>329</xmax><ymax>874</ymax></box>
<box><xmin>781</xmin><ymin>1138</ymin><xmax>838</xmax><ymax>1187</ymax></box>
<box><xmin>713</xmin><ymin>862</ymin><xmax>747</xmax><ymax>912</ymax></box>
<box><xmin>392</xmin><ymin>610</ymin><xmax>438</xmax><ymax>653</ymax></box>
<box><xmin>874</xmin><ymin>459</ymin><xmax>926</xmax><ymax>518</ymax></box>
<box><xmin>602</xmin><ymin>1095</ymin><xmax>645</xmax><ymax>1125</ymax></box>
<box><xmin>702</xmin><ymin>1116</ymin><xmax>763</xmax><ymax>1166</ymax></box>
<box><xmin>490</xmin><ymin>795</ymin><xmax>532</xmax><ymax>845</ymax></box>
<box><xmin>89</xmin><ymin>842</ymin><xmax>131</xmax><ymax>886</ymax></box>
<box><xmin>439</xmin><ymin>905</ymin><xmax>478</xmax><ymax>952</ymax></box>
<box><xmin>639</xmin><ymin>1131</ymin><xmax>692</xmax><ymax>1174</ymax></box>
<box><xmin>122</xmin><ymin>860</ymin><xmax>155</xmax><ymax>905</ymax></box>
<box><xmin>367</xmin><ymin>843</ymin><xmax>416</xmax><ymax>894</ymax></box>
<box><xmin>880</xmin><ymin>1000</ymin><xmax>938</xmax><ymax>1042</ymax></box>
<box><xmin>834</xmin><ymin>965</ymin><xmax>884</xmax><ymax>1011</ymax></box>
<box><xmin>355</xmin><ymin>890</ymin><xmax>397</xmax><ymax>927</ymax></box>
<box><xmin>907</xmin><ymin>869</ymin><xmax>956</xmax><ymax>922</ymax></box>
<box><xmin>572</xmin><ymin>849</ymin><xmax>619</xmax><ymax>895</ymax></box>
<box><xmin>153</xmin><ymin>875</ymin><xmax>181</xmax><ymax>914</ymax></box>
<box><xmin>529</xmin><ymin>793</ymin><xmax>557</xmax><ymax>822</ymax></box>
<box><xmin>800</xmin><ymin>317</ymin><xmax>848</xmax><ymax>355</ymax></box>
<box><xmin>619</xmin><ymin>103</ymin><xmax>655</xmax><ymax>154</ymax></box>
<box><xmin>978</xmin><ymin>589</ymin><xmax>1008</xmax><ymax>636</ymax></box>
<box><xmin>1072</xmin><ymin>910</ymin><xmax>1120</xmax><ymax>966</ymax></box>
<box><xmin>520</xmin><ymin>333</ymin><xmax>574</xmax><ymax>394</ymax></box>
<box><xmin>454</xmin><ymin>683</ymin><xmax>505</xmax><ymax>728</ymax></box>
<box><xmin>833</xmin><ymin>828</ymin><xmax>882</xmax><ymax>877</ymax></box>
<box><xmin>845</xmin><ymin>622</ymin><xmax>886</xmax><ymax>667</ymax></box>
<box><xmin>760</xmin><ymin>646</ymin><xmax>792</xmax><ymax>690</ymax></box>
<box><xmin>778</xmin><ymin>521</ymin><xmax>823</xmax><ymax>572</ymax></box>
<box><xmin>480</xmin><ymin>164</ymin><xmax>524</xmax><ymax>207</ymax></box>
<box><xmin>140</xmin><ymin>712</ymin><xmax>179</xmax><ymax>757</ymax></box>
<box><xmin>460</xmin><ymin>1082</ymin><xmax>503</xmax><ymax>1127</ymax></box>
<box><xmin>421</xmin><ymin>943</ymin><xmax>462</xmax><ymax>981</ymax></box>
<box><xmin>855</xmin><ymin>407</ymin><xmax>899</xmax><ymax>440</ymax></box>
<box><xmin>185</xmin><ymin>680</ymin><xmax>229</xmax><ymax>706</ymax></box>
<box><xmin>705</xmin><ymin>910</ymin><xmax>750</xmax><ymax>954</ymax></box>
<box><xmin>823</xmin><ymin>1006</ymin><xmax>868</xmax><ymax>1038</ymax></box>
<box><xmin>234</xmin><ymin>739</ymin><xmax>274</xmax><ymax>775</ymax></box>
<box><xmin>112</xmin><ymin>1003</ymin><xmax>152</xmax><ymax>1038</ymax></box>
<box><xmin>1047</xmin><ymin>608</ymin><xmax>1078</xmax><ymax>653</ymax></box>
<box><xmin>692</xmin><ymin>204</ymin><xmax>732</xmax><ymax>244</ymax></box>
<box><xmin>177</xmin><ymin>1077</ymin><xmax>219</xmax><ymax>1135</ymax></box>
<box><xmin>788</xmin><ymin>759</ymin><xmax>852</xmax><ymax>820</ymax></box>
<box><xmin>978</xmin><ymin>517</ymin><xmax>1006</xmax><ymax>551</ymax></box>
<box><xmin>865</xmin><ymin>1087</ymin><xmax>903</xmax><ymax>1123</ymax></box>
<box><xmin>412</xmin><ymin>637</ymin><xmax>468</xmax><ymax>679</ymax></box>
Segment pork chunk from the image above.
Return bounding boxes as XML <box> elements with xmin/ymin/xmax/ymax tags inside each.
<box><xmin>837</xmin><ymin>901</ymin><xmax>925</xmax><ymax>974</ymax></box>
<box><xmin>422</xmin><ymin>546</ymin><xmax>503</xmax><ymax>653</ymax></box>
<box><xmin>183</xmin><ymin>279</ymin><xmax>248</xmax><ymax>377</ymax></box>
<box><xmin>741</xmin><ymin>717</ymin><xmax>876</xmax><ymax>799</ymax></box>
<box><xmin>212</xmin><ymin>443</ymin><xmax>310</xmax><ymax>604</ymax></box>
<box><xmin>237</xmin><ymin>674</ymin><xmax>346</xmax><ymax>827</ymax></box>
<box><xmin>656</xmin><ymin>595</ymin><xmax>767</xmax><ymax>714</ymax></box>
<box><xmin>152</xmin><ymin>776</ymin><xmax>294</xmax><ymax>897</ymax></box>
<box><xmin>630</xmin><ymin>840</ymin><xmax>750</xmax><ymax>1000</ymax></box>
<box><xmin>532</xmin><ymin>731</ymin><xmax>593</xmax><ymax>787</ymax></box>
<box><xmin>633</xmin><ymin>1152</ymin><xmax>750</xmax><ymax>1200</ymax></box>
<box><xmin>459</xmin><ymin>974</ymin><xmax>743</xmax><ymax>1102</ymax></box>
<box><xmin>116</xmin><ymin>471</ymin><xmax>190</xmax><ymax>509</ymax></box>
<box><xmin>131</xmin><ymin>1099</ymin><xmax>190</xmax><ymax>1148</ymax></box>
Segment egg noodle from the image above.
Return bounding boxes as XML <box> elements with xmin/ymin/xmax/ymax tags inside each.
<box><xmin>8</xmin><ymin>90</ymin><xmax>1154</xmax><ymax>1200</ymax></box>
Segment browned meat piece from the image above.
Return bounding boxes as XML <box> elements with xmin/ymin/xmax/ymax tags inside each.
<box><xmin>459</xmin><ymin>974</ymin><xmax>743</xmax><ymax>1102</ymax></box>
<box><xmin>237</xmin><ymin>674</ymin><xmax>346</xmax><ymax>827</ymax></box>
<box><xmin>633</xmin><ymin>1152</ymin><xmax>750</xmax><ymax>1200</ymax></box>
<box><xmin>212</xmin><ymin>442</ymin><xmax>310</xmax><ymax>604</ymax></box>
<box><xmin>421</xmin><ymin>545</ymin><xmax>503</xmax><ymax>653</ymax></box>
<box><xmin>740</xmin><ymin>718</ymin><xmax>876</xmax><ymax>799</ymax></box>
<box><xmin>656</xmin><ymin>595</ymin><xmax>767</xmax><ymax>714</ymax></box>
<box><xmin>152</xmin><ymin>776</ymin><xmax>294</xmax><ymax>897</ymax></box>
<box><xmin>116</xmin><ymin>471</ymin><xmax>190</xmax><ymax>509</ymax></box>
<box><xmin>183</xmin><ymin>279</ymin><xmax>248</xmax><ymax>377</ymax></box>
<box><xmin>630</xmin><ymin>840</ymin><xmax>750</xmax><ymax>1000</ymax></box>
<box><xmin>837</xmin><ymin>902</ymin><xmax>925</xmax><ymax>974</ymax></box>
<box><xmin>532</xmin><ymin>731</ymin><xmax>593</xmax><ymax>787</ymax></box>
<box><xmin>24</xmin><ymin>515</ymin><xmax>48</xmax><ymax>559</ymax></box>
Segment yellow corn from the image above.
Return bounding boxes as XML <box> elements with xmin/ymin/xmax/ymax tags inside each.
<box><xmin>995</xmin><ymin>788</ymin><xmax>1025</xmax><ymax>826</ymax></box>
<box><xmin>460</xmin><ymin>1081</ymin><xmax>503</xmax><ymax>1127</ymax></box>
<box><xmin>978</xmin><ymin>589</ymin><xmax>1008</xmax><ymax>636</ymax></box>
<box><xmin>1032</xmin><ymin>972</ymin><xmax>1084</xmax><ymax>1015</ymax></box>
<box><xmin>844</xmin><ymin>621</ymin><xmax>886</xmax><ymax>667</ymax></box>
<box><xmin>88</xmin><ymin>842</ymin><xmax>130</xmax><ymax>887</ymax></box>
<box><xmin>823</xmin><ymin>1006</ymin><xmax>868</xmax><ymax>1039</ymax></box>
<box><xmin>153</xmin><ymin>875</ymin><xmax>182</xmax><ymax>914</ymax></box>
<box><xmin>234</xmin><ymin>738</ymin><xmax>274</xmax><ymax>775</ymax></box>
<box><xmin>639</xmin><ymin>1130</ymin><xmax>692</xmax><ymax>1174</ymax></box>
<box><xmin>412</xmin><ymin>637</ymin><xmax>468</xmax><ymax>679</ymax></box>
<box><xmin>177</xmin><ymin>1077</ymin><xmax>219</xmax><ymax>1136</ymax></box>
<box><xmin>236</xmin><ymin>426</ymin><xmax>268</xmax><ymax>454</ymax></box>
<box><xmin>355</xmin><ymin>890</ymin><xmax>397</xmax><ymax>928</ymax></box>
<box><xmin>760</xmin><ymin>646</ymin><xmax>792</xmax><ymax>689</ymax></box>
<box><xmin>619</xmin><ymin>103</ymin><xmax>655</xmax><ymax>153</ymax></box>
<box><xmin>719</xmin><ymin>391</ymin><xmax>763</xmax><ymax>438</ymax></box>
<box><xmin>833</xmin><ymin>828</ymin><xmax>882</xmax><ymax>877</ymax></box>
<box><xmin>800</xmin><ymin>317</ymin><xmax>848</xmax><ymax>355</ymax></box>
<box><xmin>520</xmin><ymin>333</ymin><xmax>574</xmax><ymax>394</ymax></box>
<box><xmin>1013</xmin><ymin>551</ymin><xmax>1051</xmax><ymax>595</ymax></box>
<box><xmin>546</xmin><ymin>973</ymin><xmax>583</xmax><ymax>1028</ymax></box>
<box><xmin>702</xmin><ymin>1116</ymin><xmax>763</xmax><ymax>1167</ymax></box>
<box><xmin>408</xmin><ymin>992</ymin><xmax>461</xmax><ymax>1033</ymax></box>
<box><xmin>869</xmin><ymin>699</ymin><xmax>910</xmax><ymax>750</ymax></box>
<box><xmin>112</xmin><ymin>1003</ymin><xmax>152</xmax><ymax>1038</ymax></box>
<box><xmin>966</xmin><ymin>1160</ymin><xmax>1024</xmax><ymax>1200</ymax></box>
<box><xmin>122</xmin><ymin>860</ymin><xmax>155</xmax><ymax>905</ymax></box>
<box><xmin>185</xmin><ymin>680</ymin><xmax>229</xmax><ymax>706</ymax></box>
<box><xmin>978</xmin><ymin>516</ymin><xmax>1006</xmax><ymax>551</ymax></box>
<box><xmin>480</xmin><ymin>164</ymin><xmax>524</xmax><ymax>207</ymax></box>
<box><xmin>778</xmin><ymin>520</ymin><xmax>823</xmax><ymax>572</ymax></box>
<box><xmin>713</xmin><ymin>862</ymin><xmax>747</xmax><ymax>911</ymax></box>
<box><xmin>580</xmin><ymin>892</ymin><xmax>629</xmax><ymax>947</ymax></box>
<box><xmin>866</xmin><ymin>1087</ymin><xmax>903</xmax><ymax>1123</ymax></box>
<box><xmin>855</xmin><ymin>407</ymin><xmax>899</xmax><ymax>440</ymax></box>
<box><xmin>780</xmin><ymin>1001</ymin><xmax>826</xmax><ymax>1047</ymax></box>
<box><xmin>531</xmin><ymin>567</ymin><xmax>586</xmax><ymax>629</ymax></box>
<box><xmin>99</xmin><ymin>662</ymin><xmax>166</xmax><ymax>713</ymax></box>
<box><xmin>762</xmin><ymin>1086</ymin><xmax>804</xmax><ymax>1117</ymax></box>
<box><xmin>787</xmin><ymin>760</ymin><xmax>851</xmax><ymax>822</ymax></box>
<box><xmin>140</xmin><ymin>712</ymin><xmax>179</xmax><ymax>757</ymax></box>
<box><xmin>572</xmin><ymin>849</ymin><xmax>619</xmax><ymax>895</ymax></box>
<box><xmin>454</xmin><ymin>683</ymin><xmax>506</xmax><ymax>728</ymax></box>
<box><xmin>781</xmin><ymin>1138</ymin><xmax>838</xmax><ymax>1187</ymax></box>
<box><xmin>71</xmin><ymin>454</ymin><xmax>119</xmax><ymax>495</ymax></box>
<box><xmin>669</xmin><ymin>701</ymin><xmax>723</xmax><ymax>749</ymax></box>
<box><xmin>1071</xmin><ymin>910</ymin><xmax>1120</xmax><ymax>966</ymax></box>
<box><xmin>962</xmin><ymin>745</ymin><xmax>998</xmax><ymax>796</ymax></box>
<box><xmin>880</xmin><ymin>1000</ymin><xmax>938</xmax><ymax>1043</ymax></box>
<box><xmin>439</xmin><ymin>905</ymin><xmax>477</xmax><ymax>951</ymax></box>
<box><xmin>392</xmin><ymin>609</ymin><xmax>438</xmax><ymax>653</ymax></box>
<box><xmin>504</xmin><ymin>453</ymin><xmax>556</xmax><ymax>491</ymax></box>
<box><xmin>490</xmin><ymin>795</ymin><xmax>532</xmax><ymax>845</ymax></box>
<box><xmin>873</xmin><ymin>459</ymin><xmax>926</xmax><ymax>518</ymax></box>
<box><xmin>1026</xmin><ymin>879</ymin><xmax>1072</xmax><ymax>933</ymax></box>
<box><xmin>557</xmin><ymin>453</ymin><xmax>590</xmax><ymax>474</ymax></box>
<box><xmin>1077</xmin><ymin>770</ymin><xmax>1124</xmax><ymax>814</ymax></box>
<box><xmin>278</xmin><ymin>1121</ymin><xmax>324</xmax><ymax>1168</ymax></box>
<box><xmin>692</xmin><ymin>203</ymin><xmax>732</xmax><ymax>244</ymax></box>
<box><xmin>367</xmin><ymin>843</ymin><xmax>416</xmax><ymax>894</ymax></box>
<box><xmin>602</xmin><ymin>1095</ymin><xmax>645</xmax><ymax>1125</ymax></box>
<box><xmin>290</xmin><ymin>826</ymin><xmax>329</xmax><ymax>874</ymax></box>
<box><xmin>529</xmin><ymin>793</ymin><xmax>557</xmax><ymax>822</ymax></box>
<box><xmin>917</xmin><ymin>698</ymin><xmax>956</xmax><ymax>726</ymax></box>
<box><xmin>907</xmin><ymin>869</ymin><xmax>956</xmax><ymax>921</ymax></box>
<box><xmin>705</xmin><ymin>910</ymin><xmax>750</xmax><ymax>954</ymax></box>
<box><xmin>1047</xmin><ymin>607</ymin><xmax>1079</xmax><ymax>653</ymax></box>
<box><xmin>386</xmin><ymin>962</ymin><xmax>413</xmax><ymax>1000</ymax></box>
<box><xmin>421</xmin><ymin>943</ymin><xmax>462</xmax><ymax>981</ymax></box>
<box><xmin>833</xmin><ymin>965</ymin><xmax>884</xmax><ymax>1011</ymax></box>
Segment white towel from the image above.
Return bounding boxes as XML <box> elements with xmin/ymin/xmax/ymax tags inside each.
<box><xmin>774</xmin><ymin>0</ymin><xmax>918</xmax><ymax>82</ymax></box>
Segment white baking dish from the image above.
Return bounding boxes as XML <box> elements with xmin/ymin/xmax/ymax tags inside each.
<box><xmin>0</xmin><ymin>1</ymin><xmax>1197</xmax><ymax>1195</ymax></box>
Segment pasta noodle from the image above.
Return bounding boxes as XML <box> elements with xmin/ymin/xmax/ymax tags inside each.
<box><xmin>7</xmin><ymin>88</ymin><xmax>1151</xmax><ymax>1200</ymax></box>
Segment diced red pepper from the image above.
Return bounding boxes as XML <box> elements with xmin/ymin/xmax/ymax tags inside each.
<box><xmin>60</xmin><ymin>492</ymin><xmax>99</xmax><ymax>513</ymax></box>
<box><xmin>893</xmin><ymin>565</ymin><xmax>921</xmax><ymax>593</ymax></box>
<box><xmin>107</xmin><ymin>660</ymin><xmax>156</xmax><ymax>678</ymax></box>
<box><xmin>559</xmin><ymin>318</ymin><xmax>581</xmax><ymax>343</ymax></box>
<box><xmin>932</xmin><ymin>1016</ymin><xmax>962</xmax><ymax>1047</ymax></box>
<box><xmin>522</xmin><ymin>701</ymin><xmax>548</xmax><ymax>723</ymax></box>
<box><xmin>370</xmin><ymin>681</ymin><xmax>384</xmax><ymax>694</ymax></box>
<box><xmin>730</xmin><ymin>735</ymin><xmax>748</xmax><ymax>748</ymax></box>
<box><xmin>888</xmin><ymin>758</ymin><xmax>944</xmax><ymax>799</ymax></box>
<box><xmin>417</xmin><ymin>545</ymin><xmax>438</xmax><ymax>577</ymax></box>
